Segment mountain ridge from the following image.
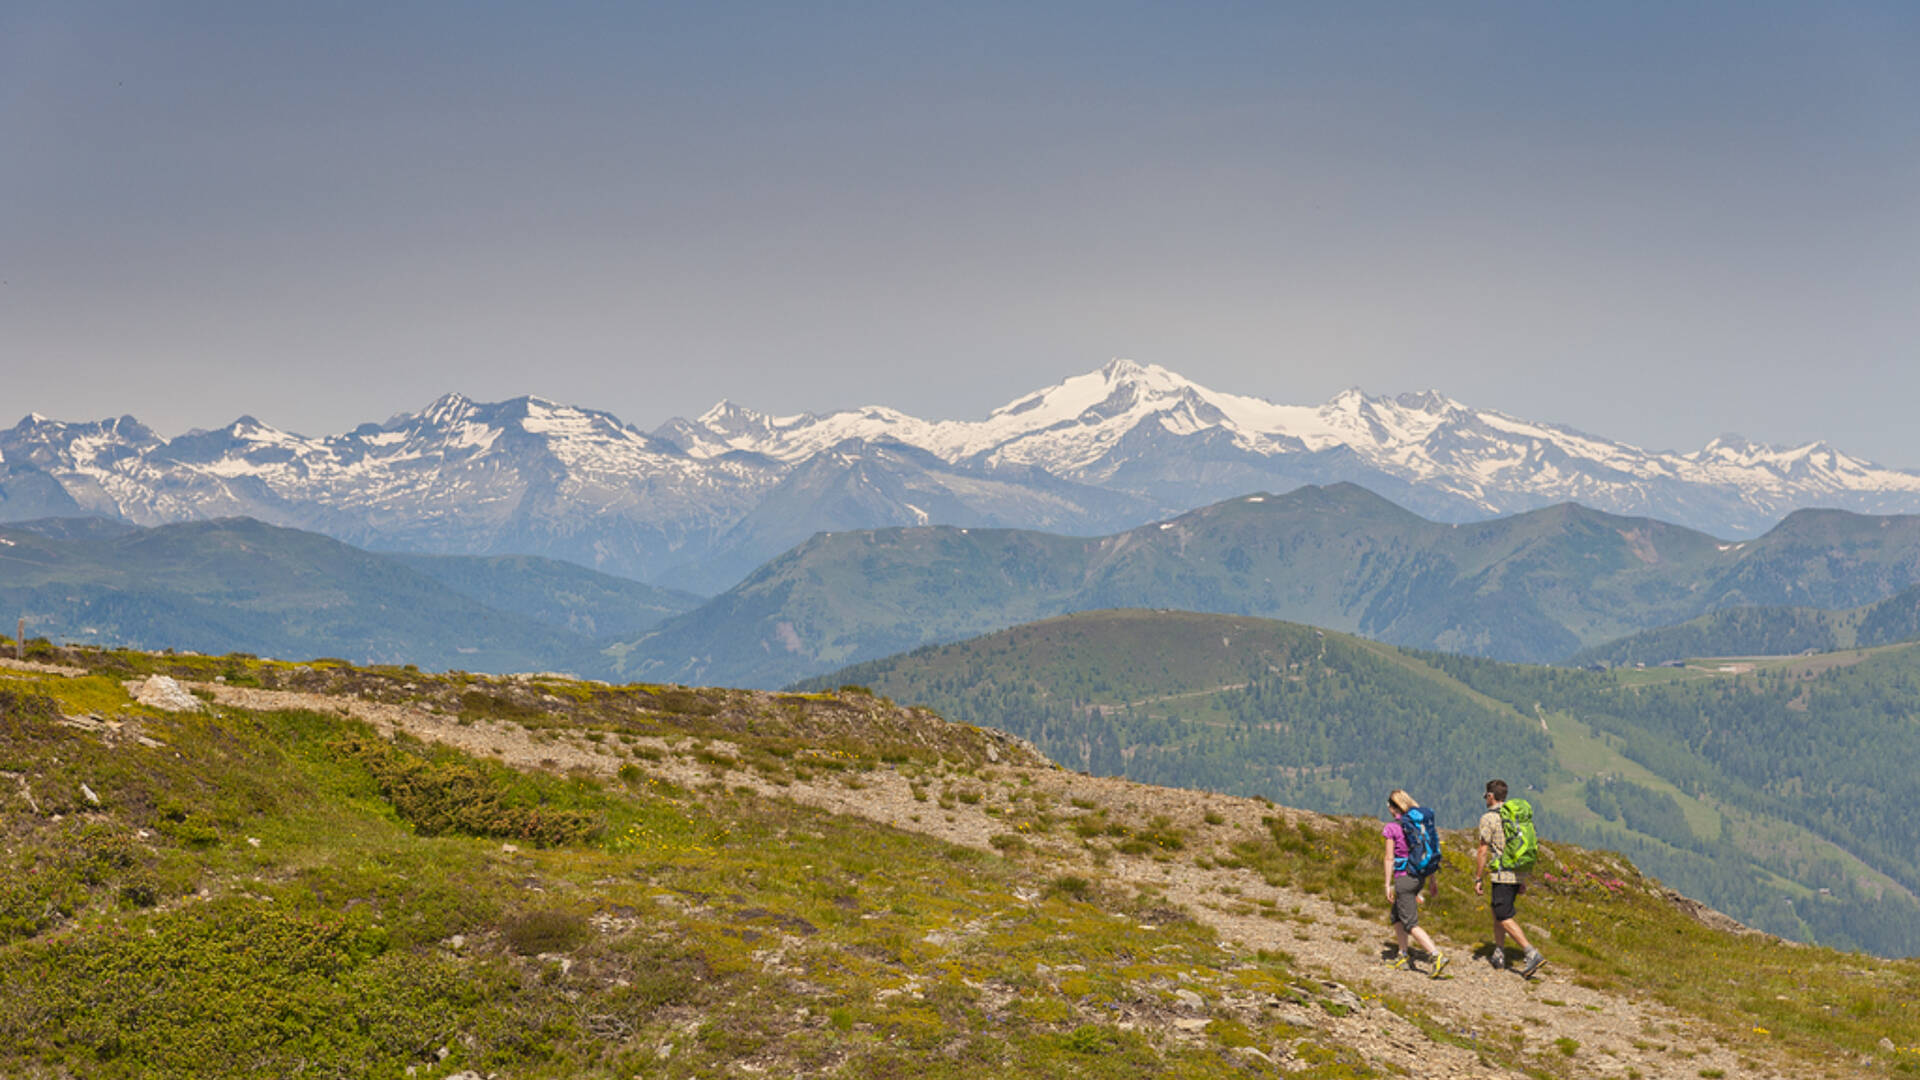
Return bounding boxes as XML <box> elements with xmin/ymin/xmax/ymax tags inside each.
<box><xmin>607</xmin><ymin>484</ymin><xmax>1920</xmax><ymax>689</ymax></box>
<box><xmin>9</xmin><ymin>359</ymin><xmax>1920</xmax><ymax>591</ymax></box>
<box><xmin>0</xmin><ymin>515</ymin><xmax>698</xmax><ymax>670</ymax></box>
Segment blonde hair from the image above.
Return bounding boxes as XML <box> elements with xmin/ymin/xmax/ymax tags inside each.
<box><xmin>1388</xmin><ymin>789</ymin><xmax>1418</xmax><ymax>814</ymax></box>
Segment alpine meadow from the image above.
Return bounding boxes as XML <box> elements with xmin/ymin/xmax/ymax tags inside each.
<box><xmin>10</xmin><ymin>5</ymin><xmax>1920</xmax><ymax>1078</ymax></box>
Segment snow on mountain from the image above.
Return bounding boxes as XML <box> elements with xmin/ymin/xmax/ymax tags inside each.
<box><xmin>1</xmin><ymin>396</ymin><xmax>783</xmax><ymax>581</ymax></box>
<box><xmin>7</xmin><ymin>360</ymin><xmax>1920</xmax><ymax>590</ymax></box>
<box><xmin>658</xmin><ymin>358</ymin><xmax>1920</xmax><ymax>532</ymax></box>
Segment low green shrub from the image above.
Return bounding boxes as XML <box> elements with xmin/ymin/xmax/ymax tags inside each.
<box><xmin>501</xmin><ymin>909</ymin><xmax>590</xmax><ymax>955</ymax></box>
<box><xmin>331</xmin><ymin>738</ymin><xmax>599</xmax><ymax>846</ymax></box>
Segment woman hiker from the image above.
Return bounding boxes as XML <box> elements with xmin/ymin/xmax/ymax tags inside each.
<box><xmin>1383</xmin><ymin>789</ymin><xmax>1449</xmax><ymax>978</ymax></box>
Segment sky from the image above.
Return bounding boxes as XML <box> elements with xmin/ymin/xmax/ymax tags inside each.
<box><xmin>3</xmin><ymin>3</ymin><xmax>1918</xmax><ymax>464</ymax></box>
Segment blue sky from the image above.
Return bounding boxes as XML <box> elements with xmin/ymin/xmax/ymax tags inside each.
<box><xmin>3</xmin><ymin>3</ymin><xmax>1917</xmax><ymax>463</ymax></box>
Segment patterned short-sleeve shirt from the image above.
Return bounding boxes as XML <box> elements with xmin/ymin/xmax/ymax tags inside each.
<box><xmin>1478</xmin><ymin>808</ymin><xmax>1520</xmax><ymax>885</ymax></box>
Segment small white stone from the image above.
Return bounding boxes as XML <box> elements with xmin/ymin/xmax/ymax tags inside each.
<box><xmin>135</xmin><ymin>675</ymin><xmax>203</xmax><ymax>712</ymax></box>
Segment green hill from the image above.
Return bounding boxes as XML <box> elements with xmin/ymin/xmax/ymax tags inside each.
<box><xmin>2</xmin><ymin>643</ymin><xmax>1917</xmax><ymax>1078</ymax></box>
<box><xmin>0</xmin><ymin>517</ymin><xmax>698</xmax><ymax>672</ymax></box>
<box><xmin>801</xmin><ymin>609</ymin><xmax>1554</xmax><ymax>817</ymax></box>
<box><xmin>608</xmin><ymin>484</ymin><xmax>1920</xmax><ymax>689</ymax></box>
<box><xmin>805</xmin><ymin>609</ymin><xmax>1920</xmax><ymax>957</ymax></box>
<box><xmin>1572</xmin><ymin>585</ymin><xmax>1920</xmax><ymax>666</ymax></box>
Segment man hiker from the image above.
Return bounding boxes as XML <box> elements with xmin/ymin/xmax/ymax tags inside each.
<box><xmin>1382</xmin><ymin>789</ymin><xmax>1449</xmax><ymax>977</ymax></box>
<box><xmin>1475</xmin><ymin>778</ymin><xmax>1546</xmax><ymax>977</ymax></box>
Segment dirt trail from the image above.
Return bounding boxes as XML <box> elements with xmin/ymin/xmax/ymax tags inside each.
<box><xmin>200</xmin><ymin>682</ymin><xmax>1807</xmax><ymax>1080</ymax></box>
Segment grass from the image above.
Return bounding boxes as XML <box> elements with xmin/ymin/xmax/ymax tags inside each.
<box><xmin>0</xmin><ymin>662</ymin><xmax>1394</xmax><ymax>1080</ymax></box>
<box><xmin>9</xmin><ymin>645</ymin><xmax>1920</xmax><ymax>1078</ymax></box>
<box><xmin>1225</xmin><ymin>807</ymin><xmax>1920</xmax><ymax>1075</ymax></box>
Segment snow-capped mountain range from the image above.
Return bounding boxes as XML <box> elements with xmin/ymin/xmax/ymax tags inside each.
<box><xmin>5</xmin><ymin>359</ymin><xmax>1918</xmax><ymax>592</ymax></box>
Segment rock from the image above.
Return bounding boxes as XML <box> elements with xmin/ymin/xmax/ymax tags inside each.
<box><xmin>1174</xmin><ymin>988</ymin><xmax>1205</xmax><ymax>1010</ymax></box>
<box><xmin>1319</xmin><ymin>981</ymin><xmax>1363</xmax><ymax>1012</ymax></box>
<box><xmin>136</xmin><ymin>675</ymin><xmax>203</xmax><ymax>712</ymax></box>
<box><xmin>1882</xmin><ymin>1037</ymin><xmax>1898</xmax><ymax>1051</ymax></box>
<box><xmin>80</xmin><ymin>783</ymin><xmax>100</xmax><ymax>805</ymax></box>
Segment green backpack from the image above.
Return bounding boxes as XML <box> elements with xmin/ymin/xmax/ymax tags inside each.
<box><xmin>1495</xmin><ymin>798</ymin><xmax>1538</xmax><ymax>873</ymax></box>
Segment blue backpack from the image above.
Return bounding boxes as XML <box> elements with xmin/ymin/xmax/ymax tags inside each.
<box><xmin>1399</xmin><ymin>806</ymin><xmax>1443</xmax><ymax>878</ymax></box>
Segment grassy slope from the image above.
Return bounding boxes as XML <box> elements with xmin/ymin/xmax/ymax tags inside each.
<box><xmin>1</xmin><ymin>647</ymin><xmax>1513</xmax><ymax>1080</ymax></box>
<box><xmin>807</xmin><ymin>609</ymin><xmax>1920</xmax><ymax>955</ymax></box>
<box><xmin>4</xmin><ymin>646</ymin><xmax>1920</xmax><ymax>1078</ymax></box>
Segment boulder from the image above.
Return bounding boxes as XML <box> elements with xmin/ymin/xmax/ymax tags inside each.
<box><xmin>136</xmin><ymin>675</ymin><xmax>203</xmax><ymax>712</ymax></box>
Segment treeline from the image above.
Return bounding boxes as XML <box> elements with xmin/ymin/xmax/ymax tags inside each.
<box><xmin>814</xmin><ymin>615</ymin><xmax>1920</xmax><ymax>956</ymax></box>
<box><xmin>1424</xmin><ymin>649</ymin><xmax>1920</xmax><ymax>895</ymax></box>
<box><xmin>1545</xmin><ymin>813</ymin><xmax>1920</xmax><ymax>956</ymax></box>
<box><xmin>1571</xmin><ymin>584</ymin><xmax>1920</xmax><ymax>667</ymax></box>
<box><xmin>829</xmin><ymin>635</ymin><xmax>1551</xmax><ymax>827</ymax></box>
<box><xmin>1570</xmin><ymin>606</ymin><xmax>1842</xmax><ymax>667</ymax></box>
<box><xmin>1420</xmin><ymin>647</ymin><xmax>1920</xmax><ymax>954</ymax></box>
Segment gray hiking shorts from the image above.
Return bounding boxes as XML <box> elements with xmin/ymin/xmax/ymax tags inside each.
<box><xmin>1391</xmin><ymin>873</ymin><xmax>1425</xmax><ymax>928</ymax></box>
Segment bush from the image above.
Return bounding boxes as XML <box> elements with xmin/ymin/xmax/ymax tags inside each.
<box><xmin>332</xmin><ymin>738</ymin><xmax>600</xmax><ymax>847</ymax></box>
<box><xmin>502</xmin><ymin>909</ymin><xmax>590</xmax><ymax>955</ymax></box>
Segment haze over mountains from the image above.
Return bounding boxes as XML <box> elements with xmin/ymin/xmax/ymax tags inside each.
<box><xmin>611</xmin><ymin>484</ymin><xmax>1920</xmax><ymax>689</ymax></box>
<box><xmin>7</xmin><ymin>360</ymin><xmax>1919</xmax><ymax>593</ymax></box>
<box><xmin>0</xmin><ymin>517</ymin><xmax>697</xmax><ymax>671</ymax></box>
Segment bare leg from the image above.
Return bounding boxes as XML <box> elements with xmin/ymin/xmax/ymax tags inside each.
<box><xmin>1409</xmin><ymin>926</ymin><xmax>1439</xmax><ymax>956</ymax></box>
<box><xmin>1498</xmin><ymin>917</ymin><xmax>1532</xmax><ymax>953</ymax></box>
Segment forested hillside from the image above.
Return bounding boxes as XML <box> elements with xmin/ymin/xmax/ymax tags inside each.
<box><xmin>805</xmin><ymin>610</ymin><xmax>1552</xmax><ymax>817</ymax></box>
<box><xmin>1425</xmin><ymin>646</ymin><xmax>1920</xmax><ymax>954</ymax></box>
<box><xmin>1571</xmin><ymin>585</ymin><xmax>1920</xmax><ymax>666</ymax></box>
<box><xmin>811</xmin><ymin>611</ymin><xmax>1920</xmax><ymax>956</ymax></box>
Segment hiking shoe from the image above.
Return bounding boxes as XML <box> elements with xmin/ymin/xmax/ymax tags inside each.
<box><xmin>1387</xmin><ymin>953</ymin><xmax>1411</xmax><ymax>971</ymax></box>
<box><xmin>1520</xmin><ymin>950</ymin><xmax>1547</xmax><ymax>979</ymax></box>
<box><xmin>1429</xmin><ymin>951</ymin><xmax>1450</xmax><ymax>979</ymax></box>
<box><xmin>1489</xmin><ymin>950</ymin><xmax>1508</xmax><ymax>970</ymax></box>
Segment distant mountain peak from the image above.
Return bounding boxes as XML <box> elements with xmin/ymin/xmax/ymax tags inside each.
<box><xmin>1391</xmin><ymin>389</ymin><xmax>1456</xmax><ymax>413</ymax></box>
<box><xmin>11</xmin><ymin>361</ymin><xmax>1920</xmax><ymax>590</ymax></box>
<box><xmin>418</xmin><ymin>392</ymin><xmax>478</xmax><ymax>427</ymax></box>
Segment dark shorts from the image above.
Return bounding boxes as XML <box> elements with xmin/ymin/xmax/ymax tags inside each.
<box><xmin>1490</xmin><ymin>882</ymin><xmax>1521</xmax><ymax>922</ymax></box>
<box><xmin>1392</xmin><ymin>873</ymin><xmax>1425</xmax><ymax>928</ymax></box>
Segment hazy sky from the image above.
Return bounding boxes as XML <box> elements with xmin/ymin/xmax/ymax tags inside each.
<box><xmin>4</xmin><ymin>3</ymin><xmax>1917</xmax><ymax>463</ymax></box>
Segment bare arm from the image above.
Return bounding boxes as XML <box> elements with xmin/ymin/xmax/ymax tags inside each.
<box><xmin>1474</xmin><ymin>840</ymin><xmax>1490</xmax><ymax>895</ymax></box>
<box><xmin>1383</xmin><ymin>836</ymin><xmax>1397</xmax><ymax>900</ymax></box>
